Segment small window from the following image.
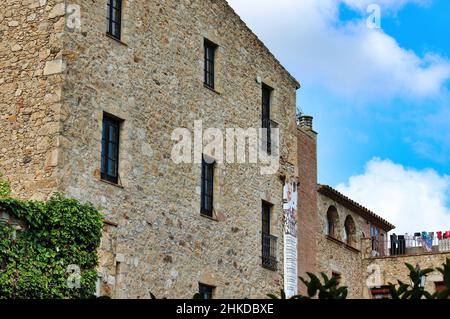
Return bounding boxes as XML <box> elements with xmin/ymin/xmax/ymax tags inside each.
<box><xmin>326</xmin><ymin>206</ymin><xmax>339</xmax><ymax>238</ymax></box>
<box><xmin>101</xmin><ymin>114</ymin><xmax>121</xmax><ymax>184</ymax></box>
<box><xmin>201</xmin><ymin>155</ymin><xmax>215</xmax><ymax>217</ymax></box>
<box><xmin>344</xmin><ymin>215</ymin><xmax>356</xmax><ymax>245</ymax></box>
<box><xmin>198</xmin><ymin>283</ymin><xmax>215</xmax><ymax>299</ymax></box>
<box><xmin>204</xmin><ymin>39</ymin><xmax>217</xmax><ymax>89</ymax></box>
<box><xmin>261</xmin><ymin>84</ymin><xmax>272</xmax><ymax>154</ymax></box>
<box><xmin>371</xmin><ymin>225</ymin><xmax>380</xmax><ymax>252</ymax></box>
<box><xmin>107</xmin><ymin>0</ymin><xmax>122</xmax><ymax>40</ymax></box>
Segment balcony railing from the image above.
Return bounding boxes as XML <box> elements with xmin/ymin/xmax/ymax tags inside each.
<box><xmin>262</xmin><ymin>233</ymin><xmax>278</xmax><ymax>270</ymax></box>
<box><xmin>371</xmin><ymin>236</ymin><xmax>450</xmax><ymax>258</ymax></box>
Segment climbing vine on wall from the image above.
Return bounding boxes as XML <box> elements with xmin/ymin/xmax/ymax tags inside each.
<box><xmin>0</xmin><ymin>174</ymin><xmax>10</xmax><ymax>198</ymax></box>
<box><xmin>0</xmin><ymin>177</ymin><xmax>103</xmax><ymax>298</ymax></box>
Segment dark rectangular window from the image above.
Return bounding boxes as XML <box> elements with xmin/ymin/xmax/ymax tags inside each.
<box><xmin>101</xmin><ymin>114</ymin><xmax>121</xmax><ymax>184</ymax></box>
<box><xmin>107</xmin><ymin>0</ymin><xmax>122</xmax><ymax>40</ymax></box>
<box><xmin>204</xmin><ymin>39</ymin><xmax>217</xmax><ymax>89</ymax></box>
<box><xmin>262</xmin><ymin>202</ymin><xmax>271</xmax><ymax>235</ymax></box>
<box><xmin>198</xmin><ymin>283</ymin><xmax>214</xmax><ymax>299</ymax></box>
<box><xmin>201</xmin><ymin>156</ymin><xmax>214</xmax><ymax>217</ymax></box>
<box><xmin>262</xmin><ymin>201</ymin><xmax>277</xmax><ymax>270</ymax></box>
<box><xmin>262</xmin><ymin>84</ymin><xmax>272</xmax><ymax>154</ymax></box>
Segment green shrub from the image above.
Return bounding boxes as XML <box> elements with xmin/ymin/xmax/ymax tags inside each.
<box><xmin>389</xmin><ymin>263</ymin><xmax>435</xmax><ymax>299</ymax></box>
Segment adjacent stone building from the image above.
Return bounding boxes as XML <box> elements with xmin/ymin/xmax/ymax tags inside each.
<box><xmin>297</xmin><ymin>117</ymin><xmax>450</xmax><ymax>299</ymax></box>
<box><xmin>315</xmin><ymin>185</ymin><xmax>394</xmax><ymax>298</ymax></box>
<box><xmin>1</xmin><ymin>0</ymin><xmax>300</xmax><ymax>298</ymax></box>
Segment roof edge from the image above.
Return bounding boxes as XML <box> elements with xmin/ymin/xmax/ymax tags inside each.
<box><xmin>222</xmin><ymin>0</ymin><xmax>301</xmax><ymax>90</ymax></box>
<box><xmin>318</xmin><ymin>184</ymin><xmax>395</xmax><ymax>231</ymax></box>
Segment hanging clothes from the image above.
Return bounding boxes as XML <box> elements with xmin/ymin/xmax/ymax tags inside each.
<box><xmin>420</xmin><ymin>232</ymin><xmax>433</xmax><ymax>252</ymax></box>
<box><xmin>437</xmin><ymin>231</ymin><xmax>443</xmax><ymax>240</ymax></box>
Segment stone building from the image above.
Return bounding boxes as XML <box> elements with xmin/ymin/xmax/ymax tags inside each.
<box><xmin>1</xmin><ymin>0</ymin><xmax>301</xmax><ymax>298</ymax></box>
<box><xmin>297</xmin><ymin>116</ymin><xmax>450</xmax><ymax>299</ymax></box>
<box><xmin>315</xmin><ymin>185</ymin><xmax>394</xmax><ymax>298</ymax></box>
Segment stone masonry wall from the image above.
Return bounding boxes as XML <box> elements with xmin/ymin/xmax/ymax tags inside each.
<box><xmin>362</xmin><ymin>251</ymin><xmax>450</xmax><ymax>298</ymax></box>
<box><xmin>0</xmin><ymin>0</ymin><xmax>66</xmax><ymax>200</ymax></box>
<box><xmin>55</xmin><ymin>0</ymin><xmax>299</xmax><ymax>298</ymax></box>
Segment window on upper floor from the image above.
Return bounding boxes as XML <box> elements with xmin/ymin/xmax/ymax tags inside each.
<box><xmin>107</xmin><ymin>0</ymin><xmax>122</xmax><ymax>40</ymax></box>
<box><xmin>204</xmin><ymin>39</ymin><xmax>218</xmax><ymax>89</ymax></box>
<box><xmin>344</xmin><ymin>215</ymin><xmax>356</xmax><ymax>245</ymax></box>
<box><xmin>200</xmin><ymin>155</ymin><xmax>215</xmax><ymax>217</ymax></box>
<box><xmin>261</xmin><ymin>84</ymin><xmax>273</xmax><ymax>154</ymax></box>
<box><xmin>371</xmin><ymin>224</ymin><xmax>380</xmax><ymax>252</ymax></box>
<box><xmin>101</xmin><ymin>113</ymin><xmax>122</xmax><ymax>184</ymax></box>
<box><xmin>326</xmin><ymin>206</ymin><xmax>339</xmax><ymax>238</ymax></box>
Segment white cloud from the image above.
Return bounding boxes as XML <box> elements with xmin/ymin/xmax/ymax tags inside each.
<box><xmin>342</xmin><ymin>0</ymin><xmax>431</xmax><ymax>12</ymax></box>
<box><xmin>227</xmin><ymin>0</ymin><xmax>450</xmax><ymax>100</ymax></box>
<box><xmin>336</xmin><ymin>158</ymin><xmax>450</xmax><ymax>234</ymax></box>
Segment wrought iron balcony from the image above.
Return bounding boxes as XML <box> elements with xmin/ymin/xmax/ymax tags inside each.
<box><xmin>262</xmin><ymin>233</ymin><xmax>278</xmax><ymax>271</ymax></box>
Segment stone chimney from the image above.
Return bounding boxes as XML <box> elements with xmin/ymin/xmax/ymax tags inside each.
<box><xmin>297</xmin><ymin>114</ymin><xmax>314</xmax><ymax>131</ymax></box>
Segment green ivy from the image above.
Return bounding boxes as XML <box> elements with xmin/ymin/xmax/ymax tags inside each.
<box><xmin>0</xmin><ymin>174</ymin><xmax>10</xmax><ymax>198</ymax></box>
<box><xmin>0</xmin><ymin>193</ymin><xmax>103</xmax><ymax>299</ymax></box>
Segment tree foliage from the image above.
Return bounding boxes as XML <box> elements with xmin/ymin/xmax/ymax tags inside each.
<box><xmin>268</xmin><ymin>272</ymin><xmax>348</xmax><ymax>299</ymax></box>
<box><xmin>389</xmin><ymin>261</ymin><xmax>450</xmax><ymax>299</ymax></box>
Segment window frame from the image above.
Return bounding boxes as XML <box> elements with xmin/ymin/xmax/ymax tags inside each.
<box><xmin>107</xmin><ymin>0</ymin><xmax>123</xmax><ymax>40</ymax></box>
<box><xmin>371</xmin><ymin>224</ymin><xmax>380</xmax><ymax>252</ymax></box>
<box><xmin>101</xmin><ymin>113</ymin><xmax>122</xmax><ymax>185</ymax></box>
<box><xmin>200</xmin><ymin>155</ymin><xmax>215</xmax><ymax>217</ymax></box>
<box><xmin>261</xmin><ymin>84</ymin><xmax>273</xmax><ymax>154</ymax></box>
<box><xmin>204</xmin><ymin>39</ymin><xmax>217</xmax><ymax>89</ymax></box>
<box><xmin>198</xmin><ymin>283</ymin><xmax>215</xmax><ymax>300</ymax></box>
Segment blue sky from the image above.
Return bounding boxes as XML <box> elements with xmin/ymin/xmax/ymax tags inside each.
<box><xmin>228</xmin><ymin>0</ymin><xmax>450</xmax><ymax>233</ymax></box>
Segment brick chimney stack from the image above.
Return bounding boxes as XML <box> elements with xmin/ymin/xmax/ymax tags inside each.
<box><xmin>296</xmin><ymin>113</ymin><xmax>318</xmax><ymax>294</ymax></box>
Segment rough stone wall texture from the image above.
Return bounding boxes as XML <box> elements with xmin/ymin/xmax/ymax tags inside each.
<box><xmin>2</xmin><ymin>0</ymin><xmax>301</xmax><ymax>298</ymax></box>
<box><xmin>296</xmin><ymin>126</ymin><xmax>318</xmax><ymax>294</ymax></box>
<box><xmin>0</xmin><ymin>0</ymin><xmax>66</xmax><ymax>200</ymax></box>
<box><xmin>362</xmin><ymin>252</ymin><xmax>450</xmax><ymax>298</ymax></box>
<box><xmin>316</xmin><ymin>192</ymin><xmax>372</xmax><ymax>298</ymax></box>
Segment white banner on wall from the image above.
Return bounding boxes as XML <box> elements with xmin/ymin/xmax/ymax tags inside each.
<box><xmin>283</xmin><ymin>181</ymin><xmax>298</xmax><ymax>297</ymax></box>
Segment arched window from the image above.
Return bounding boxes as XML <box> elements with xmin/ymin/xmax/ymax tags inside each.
<box><xmin>326</xmin><ymin>206</ymin><xmax>339</xmax><ymax>238</ymax></box>
<box><xmin>344</xmin><ymin>215</ymin><xmax>356</xmax><ymax>245</ymax></box>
